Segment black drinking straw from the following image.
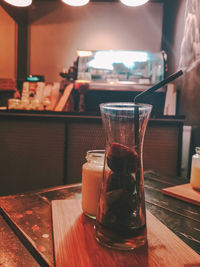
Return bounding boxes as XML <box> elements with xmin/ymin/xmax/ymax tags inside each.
<box><xmin>134</xmin><ymin>70</ymin><xmax>183</xmax><ymax>103</ymax></box>
<box><xmin>134</xmin><ymin>104</ymin><xmax>141</xmax><ymax>221</ymax></box>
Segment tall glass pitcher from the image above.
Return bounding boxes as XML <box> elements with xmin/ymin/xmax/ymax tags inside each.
<box><xmin>95</xmin><ymin>102</ymin><xmax>152</xmax><ymax>250</ymax></box>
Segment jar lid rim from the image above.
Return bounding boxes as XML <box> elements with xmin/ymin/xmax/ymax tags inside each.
<box><xmin>195</xmin><ymin>147</ymin><xmax>200</xmax><ymax>153</ymax></box>
<box><xmin>87</xmin><ymin>150</ymin><xmax>105</xmax><ymax>157</ymax></box>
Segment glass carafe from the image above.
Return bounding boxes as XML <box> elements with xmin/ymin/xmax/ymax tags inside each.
<box><xmin>95</xmin><ymin>102</ymin><xmax>152</xmax><ymax>250</ymax></box>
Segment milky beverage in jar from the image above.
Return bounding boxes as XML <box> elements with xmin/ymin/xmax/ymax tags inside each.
<box><xmin>82</xmin><ymin>150</ymin><xmax>104</xmax><ymax>219</ymax></box>
<box><xmin>190</xmin><ymin>147</ymin><xmax>200</xmax><ymax>191</ymax></box>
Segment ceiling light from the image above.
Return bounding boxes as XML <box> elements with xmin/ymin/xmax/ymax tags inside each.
<box><xmin>62</xmin><ymin>0</ymin><xmax>89</xmax><ymax>6</ymax></box>
<box><xmin>4</xmin><ymin>0</ymin><xmax>32</xmax><ymax>7</ymax></box>
<box><xmin>120</xmin><ymin>0</ymin><xmax>149</xmax><ymax>7</ymax></box>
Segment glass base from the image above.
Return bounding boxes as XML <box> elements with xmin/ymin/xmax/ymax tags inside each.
<box><xmin>95</xmin><ymin>223</ymin><xmax>147</xmax><ymax>251</ymax></box>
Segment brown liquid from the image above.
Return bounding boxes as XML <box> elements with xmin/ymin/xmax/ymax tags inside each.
<box><xmin>95</xmin><ymin>143</ymin><xmax>147</xmax><ymax>250</ymax></box>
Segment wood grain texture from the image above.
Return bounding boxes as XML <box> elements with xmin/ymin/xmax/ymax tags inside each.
<box><xmin>51</xmin><ymin>199</ymin><xmax>200</xmax><ymax>267</ymax></box>
<box><xmin>162</xmin><ymin>183</ymin><xmax>200</xmax><ymax>206</ymax></box>
<box><xmin>0</xmin><ymin>214</ymin><xmax>40</xmax><ymax>267</ymax></box>
<box><xmin>0</xmin><ymin>120</ymin><xmax>65</xmax><ymax>196</ymax></box>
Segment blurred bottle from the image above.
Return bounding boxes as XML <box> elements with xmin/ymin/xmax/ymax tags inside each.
<box><xmin>190</xmin><ymin>147</ymin><xmax>200</xmax><ymax>191</ymax></box>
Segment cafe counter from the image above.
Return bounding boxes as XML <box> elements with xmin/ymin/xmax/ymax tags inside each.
<box><xmin>0</xmin><ymin>110</ymin><xmax>185</xmax><ymax>196</ymax></box>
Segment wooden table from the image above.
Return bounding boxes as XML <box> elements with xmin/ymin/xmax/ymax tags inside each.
<box><xmin>0</xmin><ymin>171</ymin><xmax>200</xmax><ymax>266</ymax></box>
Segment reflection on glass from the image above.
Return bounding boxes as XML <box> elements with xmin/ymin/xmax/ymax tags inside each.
<box><xmin>87</xmin><ymin>51</ymin><xmax>148</xmax><ymax>70</ymax></box>
<box><xmin>77</xmin><ymin>50</ymin><xmax>165</xmax><ymax>85</ymax></box>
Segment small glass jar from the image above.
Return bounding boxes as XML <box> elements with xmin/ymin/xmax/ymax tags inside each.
<box><xmin>8</xmin><ymin>98</ymin><xmax>20</xmax><ymax>109</ymax></box>
<box><xmin>81</xmin><ymin>150</ymin><xmax>104</xmax><ymax>219</ymax></box>
<box><xmin>190</xmin><ymin>147</ymin><xmax>200</xmax><ymax>191</ymax></box>
<box><xmin>20</xmin><ymin>98</ymin><xmax>30</xmax><ymax>110</ymax></box>
<box><xmin>30</xmin><ymin>98</ymin><xmax>40</xmax><ymax>110</ymax></box>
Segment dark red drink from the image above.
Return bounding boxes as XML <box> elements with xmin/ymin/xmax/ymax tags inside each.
<box><xmin>96</xmin><ymin>143</ymin><xmax>147</xmax><ymax>250</ymax></box>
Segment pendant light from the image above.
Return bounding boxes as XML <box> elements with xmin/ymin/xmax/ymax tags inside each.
<box><xmin>120</xmin><ymin>0</ymin><xmax>149</xmax><ymax>7</ymax></box>
<box><xmin>62</xmin><ymin>0</ymin><xmax>89</xmax><ymax>7</ymax></box>
<box><xmin>4</xmin><ymin>0</ymin><xmax>32</xmax><ymax>7</ymax></box>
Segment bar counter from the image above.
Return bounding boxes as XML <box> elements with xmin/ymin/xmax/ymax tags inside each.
<box><xmin>0</xmin><ymin>109</ymin><xmax>184</xmax><ymax>121</ymax></box>
<box><xmin>0</xmin><ymin>110</ymin><xmax>184</xmax><ymax>196</ymax></box>
<box><xmin>0</xmin><ymin>171</ymin><xmax>199</xmax><ymax>266</ymax></box>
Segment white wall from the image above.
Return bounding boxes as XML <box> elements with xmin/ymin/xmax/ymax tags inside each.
<box><xmin>29</xmin><ymin>2</ymin><xmax>163</xmax><ymax>82</ymax></box>
<box><xmin>0</xmin><ymin>6</ymin><xmax>16</xmax><ymax>79</ymax></box>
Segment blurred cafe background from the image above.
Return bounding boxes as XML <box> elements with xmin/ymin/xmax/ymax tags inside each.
<box><xmin>0</xmin><ymin>0</ymin><xmax>200</xmax><ymax>196</ymax></box>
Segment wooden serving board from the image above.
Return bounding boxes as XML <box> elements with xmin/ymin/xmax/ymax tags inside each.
<box><xmin>51</xmin><ymin>199</ymin><xmax>200</xmax><ymax>267</ymax></box>
<box><xmin>162</xmin><ymin>183</ymin><xmax>200</xmax><ymax>206</ymax></box>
